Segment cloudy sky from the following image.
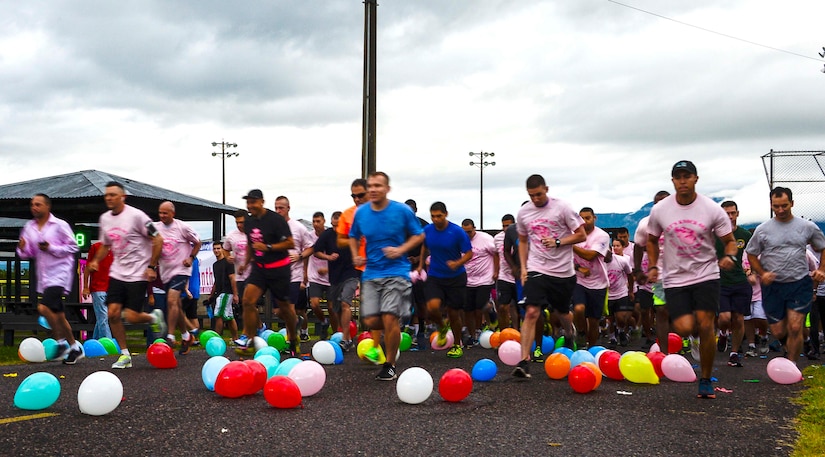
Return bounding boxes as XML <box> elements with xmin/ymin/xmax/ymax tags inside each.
<box><xmin>2</xmin><ymin>0</ymin><xmax>824</xmax><ymax>236</ymax></box>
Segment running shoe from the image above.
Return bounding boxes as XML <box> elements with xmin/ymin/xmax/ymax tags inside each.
<box><xmin>619</xmin><ymin>331</ymin><xmax>629</xmax><ymax>347</ymax></box>
<box><xmin>728</xmin><ymin>352</ymin><xmax>743</xmax><ymax>367</ymax></box>
<box><xmin>717</xmin><ymin>333</ymin><xmax>728</xmax><ymax>352</ymax></box>
<box><xmin>190</xmin><ymin>329</ymin><xmax>201</xmax><ymax>346</ymax></box>
<box><xmin>759</xmin><ymin>336</ymin><xmax>770</xmax><ymax>355</ymax></box>
<box><xmin>179</xmin><ymin>333</ymin><xmax>194</xmax><ymax>355</ymax></box>
<box><xmin>532</xmin><ymin>347</ymin><xmax>544</xmax><ymax>363</ymax></box>
<box><xmin>63</xmin><ymin>345</ymin><xmax>84</xmax><ymax>365</ymax></box>
<box><xmin>416</xmin><ymin>333</ymin><xmax>428</xmax><ymax>351</ymax></box>
<box><xmin>607</xmin><ymin>337</ymin><xmax>618</xmax><ymax>350</ymax></box>
<box><xmin>697</xmin><ymin>378</ymin><xmax>716</xmax><ymax>399</ymax></box>
<box><xmin>52</xmin><ymin>341</ymin><xmax>71</xmax><ymax>361</ymax></box>
<box><xmin>150</xmin><ymin>309</ymin><xmax>167</xmax><ymax>339</ymax></box>
<box><xmin>689</xmin><ymin>336</ymin><xmax>701</xmax><ymax>361</ymax></box>
<box><xmin>339</xmin><ymin>340</ymin><xmax>354</xmax><ymax>352</ymax></box>
<box><xmin>768</xmin><ymin>338</ymin><xmax>783</xmax><ymax>353</ymax></box>
<box><xmin>447</xmin><ymin>345</ymin><xmax>463</xmax><ymax>358</ymax></box>
<box><xmin>375</xmin><ymin>363</ymin><xmax>397</xmax><ymax>381</ymax></box>
<box><xmin>112</xmin><ymin>354</ymin><xmax>132</xmax><ymax>369</ymax></box>
<box><xmin>300</xmin><ymin>332</ymin><xmax>310</xmax><ymax>342</ymax></box>
<box><xmin>512</xmin><ymin>360</ymin><xmax>531</xmax><ymax>379</ymax></box>
<box><xmin>436</xmin><ymin>325</ymin><xmax>449</xmax><ymax>347</ymax></box>
<box><xmin>806</xmin><ymin>351</ymin><xmax>820</xmax><ymax>361</ymax></box>
<box><xmin>744</xmin><ymin>345</ymin><xmax>759</xmax><ymax>358</ymax></box>
<box><xmin>233</xmin><ymin>335</ymin><xmax>254</xmax><ymax>355</ymax></box>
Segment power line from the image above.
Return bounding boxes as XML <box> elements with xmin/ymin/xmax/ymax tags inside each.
<box><xmin>607</xmin><ymin>0</ymin><xmax>823</xmax><ymax>62</ymax></box>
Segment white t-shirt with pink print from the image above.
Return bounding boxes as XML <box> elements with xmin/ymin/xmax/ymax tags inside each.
<box><xmin>516</xmin><ymin>197</ymin><xmax>584</xmax><ymax>277</ymax></box>
<box><xmin>574</xmin><ymin>226</ymin><xmax>611</xmax><ymax>289</ymax></box>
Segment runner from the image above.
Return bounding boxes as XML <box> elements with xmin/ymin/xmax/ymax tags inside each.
<box><xmin>274</xmin><ymin>196</ymin><xmax>312</xmax><ymax>341</ymax></box>
<box><xmin>461</xmin><ymin>218</ymin><xmax>498</xmax><ymax>348</ymax></box>
<box><xmin>715</xmin><ymin>200</ymin><xmax>752</xmax><ymax>367</ymax></box>
<box><xmin>571</xmin><ymin>207</ymin><xmax>611</xmax><ymax>348</ymax></box>
<box><xmin>306</xmin><ymin>211</ymin><xmax>331</xmax><ymax>339</ymax></box>
<box><xmin>494</xmin><ymin>214</ymin><xmax>518</xmax><ymax>330</ymax></box>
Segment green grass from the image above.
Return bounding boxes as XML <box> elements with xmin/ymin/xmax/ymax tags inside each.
<box><xmin>793</xmin><ymin>365</ymin><xmax>825</xmax><ymax>456</ymax></box>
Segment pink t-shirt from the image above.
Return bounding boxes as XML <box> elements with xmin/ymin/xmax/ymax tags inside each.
<box><xmin>494</xmin><ymin>231</ymin><xmax>515</xmax><ymax>283</ymax></box>
<box><xmin>99</xmin><ymin>205</ymin><xmax>155</xmax><ymax>282</ymax></box>
<box><xmin>222</xmin><ymin>229</ymin><xmax>249</xmax><ymax>282</ymax></box>
<box><xmin>633</xmin><ymin>216</ymin><xmax>660</xmax><ymax>293</ymax></box>
<box><xmin>287</xmin><ymin>219</ymin><xmax>313</xmax><ymax>284</ymax></box>
<box><xmin>516</xmin><ymin>197</ymin><xmax>584</xmax><ymax>277</ymax></box>
<box><xmin>742</xmin><ymin>256</ymin><xmax>762</xmax><ymax>302</ymax></box>
<box><xmin>574</xmin><ymin>226</ymin><xmax>611</xmax><ymax>289</ymax></box>
<box><xmin>465</xmin><ymin>231</ymin><xmax>498</xmax><ymax>287</ymax></box>
<box><xmin>155</xmin><ymin>219</ymin><xmax>200</xmax><ymax>284</ymax></box>
<box><xmin>606</xmin><ymin>254</ymin><xmax>632</xmax><ymax>299</ymax></box>
<box><xmin>307</xmin><ymin>230</ymin><xmax>330</xmax><ymax>286</ymax></box>
<box><xmin>647</xmin><ymin>194</ymin><xmax>732</xmax><ymax>288</ymax></box>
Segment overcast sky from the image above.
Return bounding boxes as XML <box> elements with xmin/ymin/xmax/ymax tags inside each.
<box><xmin>2</xmin><ymin>0</ymin><xmax>825</xmax><ymax>235</ymax></box>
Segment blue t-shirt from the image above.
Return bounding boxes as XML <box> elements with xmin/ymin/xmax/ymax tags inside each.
<box><xmin>349</xmin><ymin>200</ymin><xmax>424</xmax><ymax>281</ymax></box>
<box><xmin>423</xmin><ymin>222</ymin><xmax>472</xmax><ymax>279</ymax></box>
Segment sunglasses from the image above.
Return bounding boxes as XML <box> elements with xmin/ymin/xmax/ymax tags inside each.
<box><xmin>351</xmin><ymin>192</ymin><xmax>367</xmax><ymax>199</ymax></box>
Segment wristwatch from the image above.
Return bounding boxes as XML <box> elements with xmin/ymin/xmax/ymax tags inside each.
<box><xmin>148</xmin><ymin>265</ymin><xmax>158</xmax><ymax>271</ymax></box>
<box><xmin>555</xmin><ymin>238</ymin><xmax>561</xmax><ymax>248</ymax></box>
<box><xmin>727</xmin><ymin>255</ymin><xmax>737</xmax><ymax>263</ymax></box>
<box><xmin>266</xmin><ymin>244</ymin><xmax>272</xmax><ymax>252</ymax></box>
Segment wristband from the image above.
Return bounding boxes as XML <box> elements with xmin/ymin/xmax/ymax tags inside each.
<box><xmin>555</xmin><ymin>238</ymin><xmax>561</xmax><ymax>248</ymax></box>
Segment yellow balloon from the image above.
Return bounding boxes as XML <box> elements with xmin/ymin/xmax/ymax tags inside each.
<box><xmin>618</xmin><ymin>351</ymin><xmax>659</xmax><ymax>384</ymax></box>
<box><xmin>357</xmin><ymin>338</ymin><xmax>374</xmax><ymax>360</ymax></box>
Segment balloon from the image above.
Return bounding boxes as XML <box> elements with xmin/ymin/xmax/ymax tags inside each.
<box><xmin>579</xmin><ymin>362</ymin><xmax>603</xmax><ymax>389</ymax></box>
<box><xmin>205</xmin><ymin>337</ymin><xmax>227</xmax><ymax>357</ymax></box>
<box><xmin>199</xmin><ymin>330</ymin><xmax>220</xmax><ymax>347</ymax></box>
<box><xmin>541</xmin><ymin>335</ymin><xmax>556</xmax><ymax>355</ymax></box>
<box><xmin>544</xmin><ymin>352</ymin><xmax>572</xmax><ymax>380</ymax></box>
<box><xmin>330</xmin><ymin>332</ymin><xmax>344</xmax><ymax>344</ymax></box>
<box><xmin>331</xmin><ymin>340</ymin><xmax>344</xmax><ymax>364</ymax></box>
<box><xmin>598</xmin><ymin>350</ymin><xmax>624</xmax><ymax>381</ymax></box>
<box><xmin>18</xmin><ymin>337</ymin><xmax>46</xmax><ymax>363</ymax></box>
<box><xmin>400</xmin><ymin>332</ymin><xmax>412</xmax><ymax>352</ymax></box>
<box><xmin>357</xmin><ymin>338</ymin><xmax>374</xmax><ymax>360</ymax></box>
<box><xmin>619</xmin><ymin>351</ymin><xmax>659</xmax><ymax>384</ymax></box>
<box><xmin>14</xmin><ymin>372</ymin><xmax>60</xmax><ymax>410</ymax></box>
<box><xmin>98</xmin><ymin>337</ymin><xmax>118</xmax><ymax>355</ymax></box>
<box><xmin>38</xmin><ymin>315</ymin><xmax>51</xmax><ymax>329</ymax></box>
<box><xmin>429</xmin><ymin>331</ymin><xmax>455</xmax><ymax>351</ymax></box>
<box><xmin>478</xmin><ymin>330</ymin><xmax>493</xmax><ymax>349</ymax></box>
<box><xmin>214</xmin><ymin>361</ymin><xmax>253</xmax><ymax>398</ymax></box>
<box><xmin>553</xmin><ymin>347</ymin><xmax>574</xmax><ymax>359</ymax></box>
<box><xmin>499</xmin><ymin>328</ymin><xmax>521</xmax><ymax>343</ymax></box>
<box><xmin>588</xmin><ymin>346</ymin><xmax>606</xmax><ymax>357</ymax></box>
<box><xmin>202</xmin><ymin>356</ymin><xmax>231</xmax><ymax>391</ymax></box>
<box><xmin>154</xmin><ymin>338</ymin><xmax>168</xmax><ymax>345</ymax></box>
<box><xmin>555</xmin><ymin>335</ymin><xmax>576</xmax><ymax>350</ymax></box>
<box><xmin>661</xmin><ymin>354</ymin><xmax>696</xmax><ymax>383</ymax></box>
<box><xmin>570</xmin><ymin>350</ymin><xmax>596</xmax><ymax>368</ymax></box>
<box><xmin>767</xmin><ymin>357</ymin><xmax>803</xmax><ymax>384</ymax></box>
<box><xmin>254</xmin><ymin>347</ymin><xmax>281</xmax><ymax>361</ymax></box>
<box><xmin>497</xmin><ymin>340</ymin><xmax>522</xmax><ymax>366</ymax></box>
<box><xmin>264</xmin><ymin>375</ymin><xmax>303</xmax><ymax>408</ymax></box>
<box><xmin>255</xmin><ymin>354</ymin><xmax>281</xmax><ymax>378</ymax></box>
<box><xmin>288</xmin><ymin>360</ymin><xmax>327</xmax><ymax>397</ymax></box>
<box><xmin>666</xmin><ymin>333</ymin><xmax>683</xmax><ymax>354</ymax></box>
<box><xmin>146</xmin><ymin>342</ymin><xmax>177</xmax><ymax>369</ymax></box>
<box><xmin>42</xmin><ymin>338</ymin><xmax>58</xmax><ymax>360</ymax></box>
<box><xmin>568</xmin><ymin>365</ymin><xmax>598</xmax><ymax>394</ymax></box>
<box><xmin>357</xmin><ymin>331</ymin><xmax>372</xmax><ymax>344</ymax></box>
<box><xmin>260</xmin><ymin>329</ymin><xmax>275</xmax><ymax>341</ymax></box>
<box><xmin>471</xmin><ymin>358</ymin><xmax>497</xmax><ymax>381</ymax></box>
<box><xmin>78</xmin><ymin>371</ymin><xmax>122</xmax><ymax>416</ymax></box>
<box><xmin>396</xmin><ymin>367</ymin><xmax>433</xmax><ymax>405</ymax></box>
<box><xmin>312</xmin><ymin>341</ymin><xmax>337</xmax><ymax>365</ymax></box>
<box><xmin>439</xmin><ymin>368</ymin><xmax>473</xmax><ymax>402</ymax></box>
<box><xmin>82</xmin><ymin>339</ymin><xmax>108</xmax><ymax>358</ymax></box>
<box><xmin>267</xmin><ymin>333</ymin><xmax>288</xmax><ymax>351</ymax></box>
<box><xmin>279</xmin><ymin>328</ymin><xmax>288</xmax><ymax>336</ymax></box>
<box><xmin>253</xmin><ymin>336</ymin><xmax>268</xmax><ymax>351</ymax></box>
<box><xmin>648</xmin><ymin>342</ymin><xmax>661</xmax><ymax>353</ymax></box>
<box><xmin>489</xmin><ymin>331</ymin><xmax>501</xmax><ymax>349</ymax></box>
<box><xmin>348</xmin><ymin>321</ymin><xmax>358</xmax><ymax>339</ymax></box>
<box><xmin>646</xmin><ymin>351</ymin><xmax>666</xmax><ymax>379</ymax></box>
<box><xmin>275</xmin><ymin>357</ymin><xmax>302</xmax><ymax>377</ymax></box>
<box><xmin>243</xmin><ymin>359</ymin><xmax>268</xmax><ymax>395</ymax></box>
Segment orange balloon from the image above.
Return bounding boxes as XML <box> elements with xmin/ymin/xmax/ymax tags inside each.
<box><xmin>544</xmin><ymin>352</ymin><xmax>571</xmax><ymax>380</ymax></box>
<box><xmin>490</xmin><ymin>331</ymin><xmax>501</xmax><ymax>349</ymax></box>
<box><xmin>499</xmin><ymin>328</ymin><xmax>521</xmax><ymax>343</ymax></box>
<box><xmin>579</xmin><ymin>361</ymin><xmax>603</xmax><ymax>389</ymax></box>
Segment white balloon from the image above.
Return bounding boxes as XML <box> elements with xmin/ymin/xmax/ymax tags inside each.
<box><xmin>253</xmin><ymin>336</ymin><xmax>268</xmax><ymax>351</ymax></box>
<box><xmin>479</xmin><ymin>331</ymin><xmax>493</xmax><ymax>349</ymax></box>
<box><xmin>648</xmin><ymin>343</ymin><xmax>660</xmax><ymax>353</ymax></box>
<box><xmin>396</xmin><ymin>367</ymin><xmax>433</xmax><ymax>405</ymax></box>
<box><xmin>19</xmin><ymin>337</ymin><xmax>46</xmax><ymax>363</ymax></box>
<box><xmin>498</xmin><ymin>340</ymin><xmax>522</xmax><ymax>366</ymax></box>
<box><xmin>312</xmin><ymin>341</ymin><xmax>337</xmax><ymax>365</ymax></box>
<box><xmin>78</xmin><ymin>371</ymin><xmax>123</xmax><ymax>416</ymax></box>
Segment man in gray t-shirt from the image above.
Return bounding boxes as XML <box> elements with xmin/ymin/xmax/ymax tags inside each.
<box><xmin>745</xmin><ymin>187</ymin><xmax>825</xmax><ymax>363</ymax></box>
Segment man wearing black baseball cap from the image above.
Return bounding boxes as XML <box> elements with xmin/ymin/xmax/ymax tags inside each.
<box><xmin>671</xmin><ymin>160</ymin><xmax>697</xmax><ymax>176</ymax></box>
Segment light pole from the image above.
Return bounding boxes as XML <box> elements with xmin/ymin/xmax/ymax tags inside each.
<box><xmin>469</xmin><ymin>151</ymin><xmax>495</xmax><ymax>229</ymax></box>
<box><xmin>212</xmin><ymin>140</ymin><xmax>238</xmax><ymax>235</ymax></box>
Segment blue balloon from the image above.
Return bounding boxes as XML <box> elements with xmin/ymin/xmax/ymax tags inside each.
<box><xmin>569</xmin><ymin>349</ymin><xmax>596</xmax><ymax>368</ymax></box>
<box><xmin>330</xmin><ymin>332</ymin><xmax>343</xmax><ymax>344</ymax></box>
<box><xmin>471</xmin><ymin>358</ymin><xmax>497</xmax><ymax>382</ymax></box>
<box><xmin>331</xmin><ymin>340</ymin><xmax>344</xmax><ymax>364</ymax></box>
<box><xmin>254</xmin><ymin>346</ymin><xmax>281</xmax><ymax>362</ymax></box>
<box><xmin>588</xmin><ymin>345</ymin><xmax>606</xmax><ymax>357</ymax></box>
<box><xmin>260</xmin><ymin>329</ymin><xmax>275</xmax><ymax>341</ymax></box>
<box><xmin>205</xmin><ymin>337</ymin><xmax>227</xmax><ymax>357</ymax></box>
<box><xmin>14</xmin><ymin>372</ymin><xmax>60</xmax><ymax>410</ymax></box>
<box><xmin>42</xmin><ymin>338</ymin><xmax>59</xmax><ymax>360</ymax></box>
<box><xmin>274</xmin><ymin>357</ymin><xmax>301</xmax><ymax>377</ymax></box>
<box><xmin>255</xmin><ymin>354</ymin><xmax>281</xmax><ymax>378</ymax></box>
<box><xmin>83</xmin><ymin>339</ymin><xmax>107</xmax><ymax>357</ymax></box>
<box><xmin>112</xmin><ymin>338</ymin><xmax>122</xmax><ymax>353</ymax></box>
<box><xmin>541</xmin><ymin>335</ymin><xmax>555</xmax><ymax>354</ymax></box>
<box><xmin>553</xmin><ymin>347</ymin><xmax>574</xmax><ymax>359</ymax></box>
<box><xmin>278</xmin><ymin>328</ymin><xmax>288</xmax><ymax>336</ymax></box>
<box><xmin>201</xmin><ymin>356</ymin><xmax>230</xmax><ymax>391</ymax></box>
<box><xmin>38</xmin><ymin>315</ymin><xmax>51</xmax><ymax>330</ymax></box>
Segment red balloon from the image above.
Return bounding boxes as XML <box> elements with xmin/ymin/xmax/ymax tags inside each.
<box><xmin>357</xmin><ymin>331</ymin><xmax>372</xmax><ymax>344</ymax></box>
<box><xmin>146</xmin><ymin>342</ymin><xmax>177</xmax><ymax>369</ymax></box>
<box><xmin>438</xmin><ymin>368</ymin><xmax>473</xmax><ymax>402</ymax></box>
<box><xmin>666</xmin><ymin>333</ymin><xmax>683</xmax><ymax>354</ymax></box>
<box><xmin>264</xmin><ymin>375</ymin><xmax>303</xmax><ymax>409</ymax></box>
<box><xmin>646</xmin><ymin>351</ymin><xmax>666</xmax><ymax>379</ymax></box>
<box><xmin>598</xmin><ymin>350</ymin><xmax>624</xmax><ymax>381</ymax></box>
<box><xmin>214</xmin><ymin>361</ymin><xmax>253</xmax><ymax>398</ymax></box>
<box><xmin>349</xmin><ymin>321</ymin><xmax>358</xmax><ymax>339</ymax></box>
<box><xmin>243</xmin><ymin>359</ymin><xmax>268</xmax><ymax>395</ymax></box>
<box><xmin>568</xmin><ymin>365</ymin><xmax>597</xmax><ymax>393</ymax></box>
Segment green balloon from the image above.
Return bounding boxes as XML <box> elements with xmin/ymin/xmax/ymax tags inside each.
<box><xmin>153</xmin><ymin>338</ymin><xmax>167</xmax><ymax>345</ymax></box>
<box><xmin>99</xmin><ymin>337</ymin><xmax>118</xmax><ymax>355</ymax></box>
<box><xmin>399</xmin><ymin>332</ymin><xmax>412</xmax><ymax>352</ymax></box>
<box><xmin>267</xmin><ymin>332</ymin><xmax>287</xmax><ymax>351</ymax></box>
<box><xmin>554</xmin><ymin>336</ymin><xmax>577</xmax><ymax>351</ymax></box>
<box><xmin>199</xmin><ymin>330</ymin><xmax>220</xmax><ymax>347</ymax></box>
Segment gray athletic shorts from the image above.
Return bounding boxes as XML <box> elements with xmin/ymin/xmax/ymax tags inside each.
<box><xmin>360</xmin><ymin>277</ymin><xmax>411</xmax><ymax>320</ymax></box>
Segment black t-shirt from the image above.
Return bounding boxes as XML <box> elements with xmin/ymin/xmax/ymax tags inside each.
<box><xmin>244</xmin><ymin>209</ymin><xmax>292</xmax><ymax>263</ymax></box>
<box><xmin>503</xmin><ymin>223</ymin><xmax>520</xmax><ymax>268</ymax></box>
<box><xmin>212</xmin><ymin>258</ymin><xmax>235</xmax><ymax>295</ymax></box>
<box><xmin>314</xmin><ymin>227</ymin><xmax>360</xmax><ymax>284</ymax></box>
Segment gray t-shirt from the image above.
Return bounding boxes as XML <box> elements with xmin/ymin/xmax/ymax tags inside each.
<box><xmin>745</xmin><ymin>217</ymin><xmax>825</xmax><ymax>283</ymax></box>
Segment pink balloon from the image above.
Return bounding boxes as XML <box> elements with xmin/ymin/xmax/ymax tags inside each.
<box><xmin>661</xmin><ymin>354</ymin><xmax>696</xmax><ymax>382</ymax></box>
<box><xmin>287</xmin><ymin>360</ymin><xmax>327</xmax><ymax>396</ymax></box>
<box><xmin>430</xmin><ymin>330</ymin><xmax>455</xmax><ymax>351</ymax></box>
<box><xmin>767</xmin><ymin>357</ymin><xmax>802</xmax><ymax>385</ymax></box>
<box><xmin>648</xmin><ymin>343</ymin><xmax>660</xmax><ymax>354</ymax></box>
<box><xmin>498</xmin><ymin>340</ymin><xmax>522</xmax><ymax>366</ymax></box>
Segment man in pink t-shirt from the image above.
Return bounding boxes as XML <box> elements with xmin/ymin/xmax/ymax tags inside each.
<box><xmin>494</xmin><ymin>214</ymin><xmax>517</xmax><ymax>330</ymax></box>
<box><xmin>646</xmin><ymin>161</ymin><xmax>738</xmax><ymax>399</ymax></box>
<box><xmin>633</xmin><ymin>190</ymin><xmax>671</xmax><ymax>352</ymax></box>
<box><xmin>306</xmin><ymin>211</ymin><xmax>332</xmax><ymax>339</ymax></box>
<box><xmin>275</xmin><ymin>196</ymin><xmax>312</xmax><ymax>340</ymax></box>
<box><xmin>223</xmin><ymin>209</ymin><xmax>253</xmax><ymax>327</ymax></box>
<box><xmin>461</xmin><ymin>218</ymin><xmax>499</xmax><ymax>346</ymax></box>
<box><xmin>513</xmin><ymin>174</ymin><xmax>586</xmax><ymax>379</ymax></box>
<box><xmin>571</xmin><ymin>207</ymin><xmax>611</xmax><ymax>349</ymax></box>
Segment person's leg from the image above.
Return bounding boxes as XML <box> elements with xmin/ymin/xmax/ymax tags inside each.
<box><xmin>382</xmin><ymin>313</ymin><xmax>400</xmax><ymax>365</ymax></box>
<box><xmin>520</xmin><ymin>305</ymin><xmax>540</xmax><ymax>361</ymax></box>
<box><xmin>786</xmin><ymin>309</ymin><xmax>807</xmax><ymax>363</ymax></box>
<box><xmin>241</xmin><ymin>284</ymin><xmax>265</xmax><ymax>338</ymax></box>
<box><xmin>108</xmin><ymin>303</ymin><xmax>127</xmax><ymax>351</ymax></box>
<box><xmin>92</xmin><ymin>291</ymin><xmax>112</xmax><ymax>339</ymax></box>
<box><xmin>694</xmin><ymin>310</ymin><xmax>716</xmax><ymax>379</ymax></box>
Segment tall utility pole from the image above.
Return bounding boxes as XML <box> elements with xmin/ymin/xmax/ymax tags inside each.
<box><xmin>211</xmin><ymin>140</ymin><xmax>238</xmax><ymax>235</ymax></box>
<box><xmin>469</xmin><ymin>151</ymin><xmax>495</xmax><ymax>229</ymax></box>
<box><xmin>361</xmin><ymin>0</ymin><xmax>378</xmax><ymax>178</ymax></box>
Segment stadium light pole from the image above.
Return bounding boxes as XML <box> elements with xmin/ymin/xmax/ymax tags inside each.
<box><xmin>469</xmin><ymin>151</ymin><xmax>495</xmax><ymax>229</ymax></box>
<box><xmin>212</xmin><ymin>140</ymin><xmax>238</xmax><ymax>235</ymax></box>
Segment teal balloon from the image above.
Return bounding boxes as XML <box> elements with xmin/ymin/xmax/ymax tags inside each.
<box><xmin>14</xmin><ymin>372</ymin><xmax>60</xmax><ymax>410</ymax></box>
<box><xmin>260</xmin><ymin>329</ymin><xmax>275</xmax><ymax>340</ymax></box>
<box><xmin>569</xmin><ymin>350</ymin><xmax>596</xmax><ymax>368</ymax></box>
<box><xmin>42</xmin><ymin>338</ymin><xmax>59</xmax><ymax>360</ymax></box>
<box><xmin>255</xmin><ymin>354</ymin><xmax>281</xmax><ymax>378</ymax></box>
<box><xmin>205</xmin><ymin>337</ymin><xmax>227</xmax><ymax>357</ymax></box>
<box><xmin>553</xmin><ymin>347</ymin><xmax>574</xmax><ymax>359</ymax></box>
<box><xmin>588</xmin><ymin>345</ymin><xmax>606</xmax><ymax>357</ymax></box>
<box><xmin>99</xmin><ymin>337</ymin><xmax>118</xmax><ymax>355</ymax></box>
<box><xmin>331</xmin><ymin>341</ymin><xmax>344</xmax><ymax>364</ymax></box>
<box><xmin>254</xmin><ymin>347</ymin><xmax>281</xmax><ymax>361</ymax></box>
<box><xmin>278</xmin><ymin>328</ymin><xmax>288</xmax><ymax>336</ymax></box>
<box><xmin>330</xmin><ymin>332</ymin><xmax>343</xmax><ymax>344</ymax></box>
<box><xmin>38</xmin><ymin>315</ymin><xmax>51</xmax><ymax>329</ymax></box>
<box><xmin>112</xmin><ymin>338</ymin><xmax>121</xmax><ymax>353</ymax></box>
<box><xmin>83</xmin><ymin>339</ymin><xmax>107</xmax><ymax>357</ymax></box>
<box><xmin>201</xmin><ymin>356</ymin><xmax>231</xmax><ymax>391</ymax></box>
<box><xmin>274</xmin><ymin>358</ymin><xmax>301</xmax><ymax>377</ymax></box>
<box><xmin>471</xmin><ymin>358</ymin><xmax>497</xmax><ymax>382</ymax></box>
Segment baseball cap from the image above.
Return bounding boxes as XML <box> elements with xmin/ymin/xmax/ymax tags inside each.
<box><xmin>671</xmin><ymin>160</ymin><xmax>697</xmax><ymax>176</ymax></box>
<box><xmin>242</xmin><ymin>189</ymin><xmax>264</xmax><ymax>200</ymax></box>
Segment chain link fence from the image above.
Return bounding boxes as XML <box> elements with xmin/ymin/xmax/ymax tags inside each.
<box><xmin>762</xmin><ymin>150</ymin><xmax>825</xmax><ymax>221</ymax></box>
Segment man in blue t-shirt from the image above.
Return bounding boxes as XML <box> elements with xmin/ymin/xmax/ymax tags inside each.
<box><xmin>350</xmin><ymin>172</ymin><xmax>425</xmax><ymax>381</ymax></box>
<box><xmin>418</xmin><ymin>202</ymin><xmax>473</xmax><ymax>358</ymax></box>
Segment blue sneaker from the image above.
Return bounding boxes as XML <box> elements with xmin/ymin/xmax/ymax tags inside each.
<box><xmin>697</xmin><ymin>378</ymin><xmax>716</xmax><ymax>399</ymax></box>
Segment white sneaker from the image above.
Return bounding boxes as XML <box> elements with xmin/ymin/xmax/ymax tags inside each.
<box><xmin>112</xmin><ymin>354</ymin><xmax>132</xmax><ymax>369</ymax></box>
